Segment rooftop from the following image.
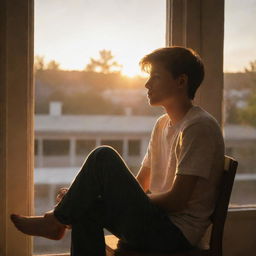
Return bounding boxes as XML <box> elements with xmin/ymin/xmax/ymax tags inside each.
<box><xmin>35</xmin><ymin>114</ymin><xmax>256</xmax><ymax>139</ymax></box>
<box><xmin>35</xmin><ymin>114</ymin><xmax>157</xmax><ymax>134</ymax></box>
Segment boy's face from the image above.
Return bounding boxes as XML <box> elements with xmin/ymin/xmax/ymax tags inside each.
<box><xmin>145</xmin><ymin>62</ymin><xmax>184</xmax><ymax>106</ymax></box>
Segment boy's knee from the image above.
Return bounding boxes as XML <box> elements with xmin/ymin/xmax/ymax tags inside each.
<box><xmin>84</xmin><ymin>146</ymin><xmax>120</xmax><ymax>168</ymax></box>
<box><xmin>95</xmin><ymin>145</ymin><xmax>117</xmax><ymax>154</ymax></box>
<box><xmin>94</xmin><ymin>145</ymin><xmax>118</xmax><ymax>157</ymax></box>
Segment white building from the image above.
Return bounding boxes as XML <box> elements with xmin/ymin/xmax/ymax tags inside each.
<box><xmin>34</xmin><ymin>103</ymin><xmax>158</xmax><ymax>215</ymax></box>
<box><xmin>35</xmin><ymin>102</ymin><xmax>157</xmax><ymax>170</ymax></box>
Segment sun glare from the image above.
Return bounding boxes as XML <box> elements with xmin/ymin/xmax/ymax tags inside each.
<box><xmin>121</xmin><ymin>65</ymin><xmax>142</xmax><ymax>78</ymax></box>
<box><xmin>38</xmin><ymin>51</ymin><xmax>147</xmax><ymax>78</ymax></box>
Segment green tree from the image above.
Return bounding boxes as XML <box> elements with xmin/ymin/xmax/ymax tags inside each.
<box><xmin>238</xmin><ymin>92</ymin><xmax>256</xmax><ymax>127</ymax></box>
<box><xmin>34</xmin><ymin>55</ymin><xmax>45</xmax><ymax>71</ymax></box>
<box><xmin>47</xmin><ymin>60</ymin><xmax>60</xmax><ymax>70</ymax></box>
<box><xmin>85</xmin><ymin>50</ymin><xmax>122</xmax><ymax>74</ymax></box>
<box><xmin>245</xmin><ymin>60</ymin><xmax>256</xmax><ymax>73</ymax></box>
<box><xmin>244</xmin><ymin>60</ymin><xmax>256</xmax><ymax>90</ymax></box>
<box><xmin>227</xmin><ymin>59</ymin><xmax>256</xmax><ymax>126</ymax></box>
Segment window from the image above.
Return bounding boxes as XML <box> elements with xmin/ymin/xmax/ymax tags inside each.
<box><xmin>128</xmin><ymin>139</ymin><xmax>141</xmax><ymax>156</ymax></box>
<box><xmin>101</xmin><ymin>140</ymin><xmax>123</xmax><ymax>156</ymax></box>
<box><xmin>34</xmin><ymin>184</ymin><xmax>52</xmax><ymax>214</ymax></box>
<box><xmin>3</xmin><ymin>0</ymin><xmax>240</xmax><ymax>255</ymax></box>
<box><xmin>224</xmin><ymin>0</ymin><xmax>256</xmax><ymax>206</ymax></box>
<box><xmin>34</xmin><ymin>0</ymin><xmax>165</xmax><ymax>254</ymax></box>
<box><xmin>43</xmin><ymin>140</ymin><xmax>69</xmax><ymax>156</ymax></box>
<box><xmin>35</xmin><ymin>139</ymin><xmax>38</xmax><ymax>155</ymax></box>
<box><xmin>225</xmin><ymin>147</ymin><xmax>233</xmax><ymax>156</ymax></box>
<box><xmin>76</xmin><ymin>139</ymin><xmax>96</xmax><ymax>155</ymax></box>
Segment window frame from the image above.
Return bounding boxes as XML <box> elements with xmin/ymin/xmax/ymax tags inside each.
<box><xmin>0</xmin><ymin>0</ymin><xmax>34</xmax><ymax>255</ymax></box>
<box><xmin>5</xmin><ymin>1</ymin><xmax>254</xmax><ymax>256</ymax></box>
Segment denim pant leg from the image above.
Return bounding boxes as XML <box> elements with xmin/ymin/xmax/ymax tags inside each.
<box><xmin>70</xmin><ymin>218</ymin><xmax>105</xmax><ymax>256</ymax></box>
<box><xmin>54</xmin><ymin>146</ymin><xmax>193</xmax><ymax>256</ymax></box>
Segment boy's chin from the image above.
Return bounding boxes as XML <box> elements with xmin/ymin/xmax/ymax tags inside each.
<box><xmin>148</xmin><ymin>99</ymin><xmax>163</xmax><ymax>107</ymax></box>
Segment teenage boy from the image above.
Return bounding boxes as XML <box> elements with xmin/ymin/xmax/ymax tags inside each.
<box><xmin>11</xmin><ymin>46</ymin><xmax>224</xmax><ymax>256</ymax></box>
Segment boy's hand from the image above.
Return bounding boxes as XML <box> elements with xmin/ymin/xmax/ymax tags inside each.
<box><xmin>55</xmin><ymin>188</ymin><xmax>72</xmax><ymax>229</ymax></box>
<box><xmin>56</xmin><ymin>188</ymin><xmax>69</xmax><ymax>204</ymax></box>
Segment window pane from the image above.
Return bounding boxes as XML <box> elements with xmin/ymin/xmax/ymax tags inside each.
<box><xmin>43</xmin><ymin>139</ymin><xmax>69</xmax><ymax>156</ymax></box>
<box><xmin>76</xmin><ymin>139</ymin><xmax>96</xmax><ymax>155</ymax></box>
<box><xmin>224</xmin><ymin>0</ymin><xmax>256</xmax><ymax>206</ymax></box>
<box><xmin>128</xmin><ymin>139</ymin><xmax>141</xmax><ymax>156</ymax></box>
<box><xmin>101</xmin><ymin>140</ymin><xmax>123</xmax><ymax>156</ymax></box>
<box><xmin>34</xmin><ymin>0</ymin><xmax>165</xmax><ymax>254</ymax></box>
<box><xmin>35</xmin><ymin>139</ymin><xmax>38</xmax><ymax>155</ymax></box>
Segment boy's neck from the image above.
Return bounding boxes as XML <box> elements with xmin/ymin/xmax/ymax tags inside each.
<box><xmin>164</xmin><ymin>100</ymin><xmax>194</xmax><ymax>126</ymax></box>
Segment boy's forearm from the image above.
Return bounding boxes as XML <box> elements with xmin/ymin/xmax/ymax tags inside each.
<box><xmin>148</xmin><ymin>191</ymin><xmax>185</xmax><ymax>213</ymax></box>
<box><xmin>136</xmin><ymin>166</ymin><xmax>150</xmax><ymax>192</ymax></box>
<box><xmin>136</xmin><ymin>176</ymin><xmax>149</xmax><ymax>192</ymax></box>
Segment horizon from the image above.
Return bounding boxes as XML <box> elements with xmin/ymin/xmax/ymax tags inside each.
<box><xmin>35</xmin><ymin>64</ymin><xmax>252</xmax><ymax>76</ymax></box>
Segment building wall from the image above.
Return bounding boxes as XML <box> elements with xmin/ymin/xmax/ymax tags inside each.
<box><xmin>34</xmin><ymin>133</ymin><xmax>150</xmax><ymax>171</ymax></box>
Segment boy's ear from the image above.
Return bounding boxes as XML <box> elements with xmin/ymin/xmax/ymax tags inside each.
<box><xmin>178</xmin><ymin>74</ymin><xmax>188</xmax><ymax>88</ymax></box>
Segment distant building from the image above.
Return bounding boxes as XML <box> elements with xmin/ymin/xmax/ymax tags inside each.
<box><xmin>34</xmin><ymin>102</ymin><xmax>157</xmax><ymax>215</ymax></box>
<box><xmin>35</xmin><ymin>103</ymin><xmax>256</xmax><ymax>175</ymax></box>
<box><xmin>224</xmin><ymin>124</ymin><xmax>256</xmax><ymax>175</ymax></box>
<box><xmin>35</xmin><ymin>102</ymin><xmax>156</xmax><ymax>170</ymax></box>
<box><xmin>102</xmin><ymin>88</ymin><xmax>146</xmax><ymax>105</ymax></box>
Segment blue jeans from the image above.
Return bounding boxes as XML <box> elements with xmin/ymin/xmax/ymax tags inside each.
<box><xmin>54</xmin><ymin>146</ymin><xmax>194</xmax><ymax>256</ymax></box>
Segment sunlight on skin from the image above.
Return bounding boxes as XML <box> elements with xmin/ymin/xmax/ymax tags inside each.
<box><xmin>10</xmin><ymin>212</ymin><xmax>66</xmax><ymax>240</ymax></box>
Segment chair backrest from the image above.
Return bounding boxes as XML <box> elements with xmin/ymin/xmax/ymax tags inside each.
<box><xmin>209</xmin><ymin>155</ymin><xmax>238</xmax><ymax>256</ymax></box>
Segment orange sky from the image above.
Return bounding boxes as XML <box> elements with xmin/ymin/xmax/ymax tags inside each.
<box><xmin>35</xmin><ymin>0</ymin><xmax>256</xmax><ymax>76</ymax></box>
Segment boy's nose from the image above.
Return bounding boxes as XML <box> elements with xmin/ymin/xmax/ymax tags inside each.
<box><xmin>145</xmin><ymin>80</ymin><xmax>151</xmax><ymax>89</ymax></box>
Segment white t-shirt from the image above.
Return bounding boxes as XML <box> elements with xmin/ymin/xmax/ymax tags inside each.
<box><xmin>141</xmin><ymin>106</ymin><xmax>225</xmax><ymax>246</ymax></box>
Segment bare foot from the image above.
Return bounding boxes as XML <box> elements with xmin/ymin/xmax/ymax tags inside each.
<box><xmin>10</xmin><ymin>212</ymin><xmax>66</xmax><ymax>240</ymax></box>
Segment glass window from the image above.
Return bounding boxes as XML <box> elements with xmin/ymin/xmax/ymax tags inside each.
<box><xmin>43</xmin><ymin>139</ymin><xmax>69</xmax><ymax>156</ymax></box>
<box><xmin>35</xmin><ymin>139</ymin><xmax>38</xmax><ymax>155</ymax></box>
<box><xmin>34</xmin><ymin>0</ymin><xmax>165</xmax><ymax>254</ymax></box>
<box><xmin>225</xmin><ymin>146</ymin><xmax>233</xmax><ymax>156</ymax></box>
<box><xmin>224</xmin><ymin>0</ymin><xmax>256</xmax><ymax>206</ymax></box>
<box><xmin>128</xmin><ymin>139</ymin><xmax>141</xmax><ymax>156</ymax></box>
<box><xmin>101</xmin><ymin>140</ymin><xmax>123</xmax><ymax>156</ymax></box>
<box><xmin>76</xmin><ymin>139</ymin><xmax>96</xmax><ymax>155</ymax></box>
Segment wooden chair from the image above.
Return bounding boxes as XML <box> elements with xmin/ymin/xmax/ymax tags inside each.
<box><xmin>105</xmin><ymin>156</ymin><xmax>238</xmax><ymax>256</ymax></box>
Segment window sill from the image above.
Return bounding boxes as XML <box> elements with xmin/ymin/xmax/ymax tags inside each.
<box><xmin>229</xmin><ymin>204</ymin><xmax>256</xmax><ymax>211</ymax></box>
<box><xmin>34</xmin><ymin>254</ymin><xmax>70</xmax><ymax>256</ymax></box>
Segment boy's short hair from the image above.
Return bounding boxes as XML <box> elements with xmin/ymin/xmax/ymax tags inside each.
<box><xmin>140</xmin><ymin>46</ymin><xmax>205</xmax><ymax>100</ymax></box>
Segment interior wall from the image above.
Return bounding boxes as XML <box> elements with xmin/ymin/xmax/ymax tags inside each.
<box><xmin>224</xmin><ymin>209</ymin><xmax>256</xmax><ymax>256</ymax></box>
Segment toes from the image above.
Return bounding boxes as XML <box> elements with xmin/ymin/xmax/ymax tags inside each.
<box><xmin>10</xmin><ymin>214</ymin><xmax>26</xmax><ymax>232</ymax></box>
<box><xmin>10</xmin><ymin>214</ymin><xmax>20</xmax><ymax>223</ymax></box>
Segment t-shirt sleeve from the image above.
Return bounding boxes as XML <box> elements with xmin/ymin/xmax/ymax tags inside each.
<box><xmin>176</xmin><ymin>122</ymin><xmax>217</xmax><ymax>179</ymax></box>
